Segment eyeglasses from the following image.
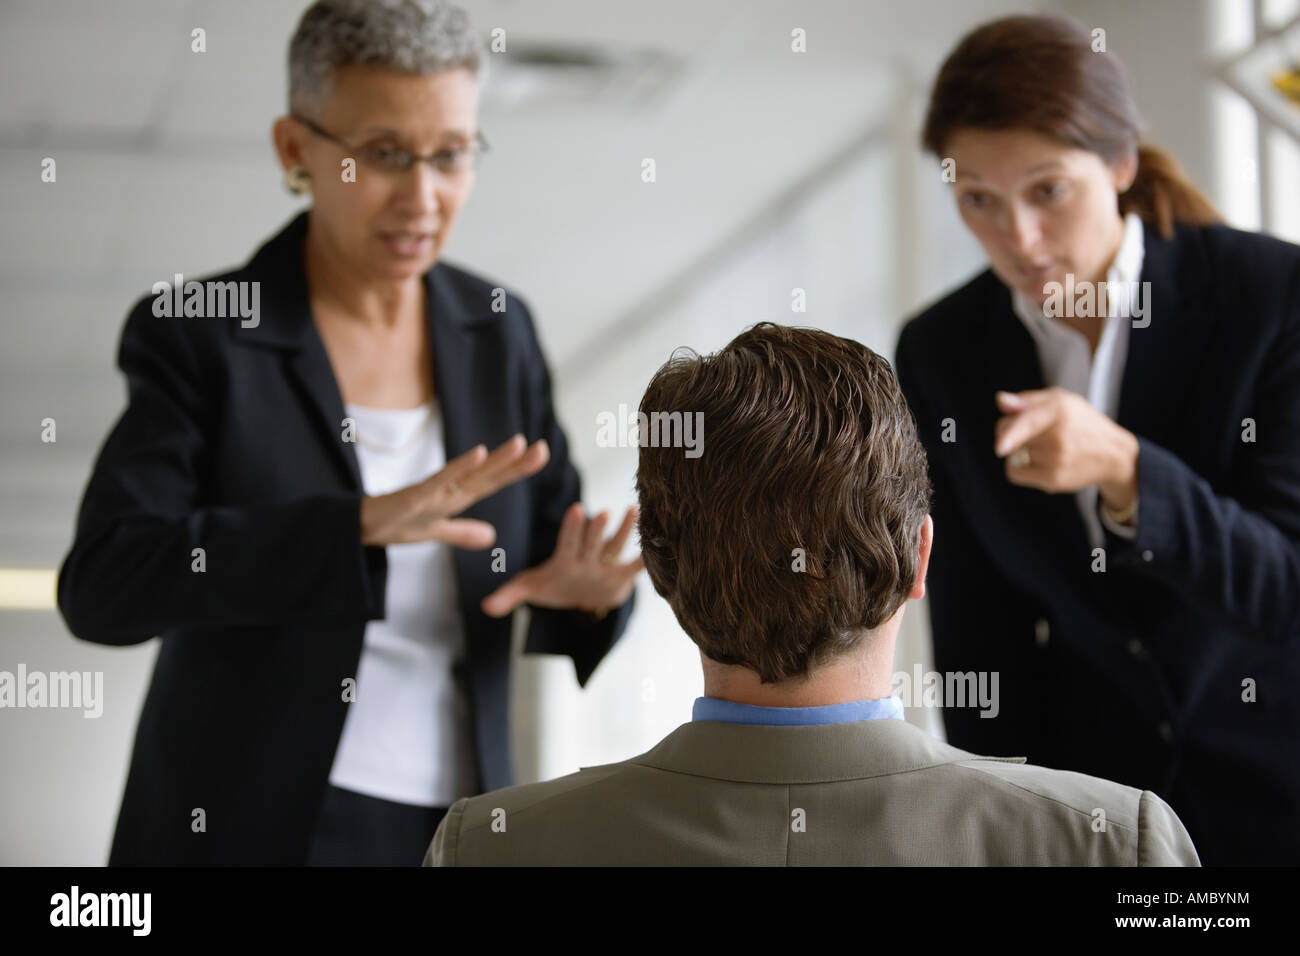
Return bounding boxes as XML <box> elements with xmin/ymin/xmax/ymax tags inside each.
<box><xmin>291</xmin><ymin>113</ymin><xmax>489</xmax><ymax>175</ymax></box>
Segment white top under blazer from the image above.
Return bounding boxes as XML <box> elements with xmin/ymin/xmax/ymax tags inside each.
<box><xmin>327</xmin><ymin>398</ymin><xmax>479</xmax><ymax>807</ymax></box>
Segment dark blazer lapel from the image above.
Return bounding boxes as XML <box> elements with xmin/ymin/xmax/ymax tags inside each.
<box><xmin>425</xmin><ymin>265</ymin><xmax>476</xmax><ymax>460</ymax></box>
<box><xmin>231</xmin><ymin>211</ymin><xmax>363</xmax><ymax>492</ymax></box>
<box><xmin>425</xmin><ymin>264</ymin><xmax>517</xmax><ymax>613</ymax></box>
<box><xmin>1116</xmin><ymin>223</ymin><xmax>1208</xmax><ymax>445</ymax></box>
<box><xmin>286</xmin><ymin>334</ymin><xmax>364</xmax><ymax>491</ymax></box>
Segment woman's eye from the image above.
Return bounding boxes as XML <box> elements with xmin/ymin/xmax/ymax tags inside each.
<box><xmin>362</xmin><ymin>145</ymin><xmax>407</xmax><ymax>168</ymax></box>
<box><xmin>960</xmin><ymin>192</ymin><xmax>991</xmax><ymax>210</ymax></box>
<box><xmin>1036</xmin><ymin>181</ymin><xmax>1067</xmax><ymax>201</ymax></box>
<box><xmin>435</xmin><ymin>148</ymin><xmax>469</xmax><ymax>169</ymax></box>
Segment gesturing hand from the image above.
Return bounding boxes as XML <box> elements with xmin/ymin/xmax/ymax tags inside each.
<box><xmin>481</xmin><ymin>504</ymin><xmax>644</xmax><ymax>618</ymax></box>
<box><xmin>359</xmin><ymin>434</ymin><xmax>550</xmax><ymax>548</ymax></box>
<box><xmin>994</xmin><ymin>387</ymin><xmax>1139</xmax><ymax>509</ymax></box>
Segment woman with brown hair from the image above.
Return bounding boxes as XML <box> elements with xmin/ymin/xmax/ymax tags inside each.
<box><xmin>894</xmin><ymin>14</ymin><xmax>1300</xmax><ymax>865</ymax></box>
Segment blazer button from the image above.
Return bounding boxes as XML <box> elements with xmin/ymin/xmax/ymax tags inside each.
<box><xmin>1158</xmin><ymin>721</ymin><xmax>1174</xmax><ymax>743</ymax></box>
<box><xmin>1127</xmin><ymin>639</ymin><xmax>1147</xmax><ymax>659</ymax></box>
<box><xmin>1034</xmin><ymin>618</ymin><xmax>1050</xmax><ymax>647</ymax></box>
<box><xmin>1141</xmin><ymin>550</ymin><xmax>1154</xmax><ymax>562</ymax></box>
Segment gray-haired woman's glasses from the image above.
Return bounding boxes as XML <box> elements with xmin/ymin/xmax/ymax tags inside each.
<box><xmin>291</xmin><ymin>113</ymin><xmax>489</xmax><ymax>175</ymax></box>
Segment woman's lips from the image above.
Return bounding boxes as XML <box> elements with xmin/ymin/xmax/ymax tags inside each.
<box><xmin>379</xmin><ymin>231</ymin><xmax>435</xmax><ymax>258</ymax></box>
<box><xmin>1017</xmin><ymin>263</ymin><xmax>1056</xmax><ymax>286</ymax></box>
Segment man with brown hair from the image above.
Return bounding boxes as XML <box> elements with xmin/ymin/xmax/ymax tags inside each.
<box><xmin>424</xmin><ymin>323</ymin><xmax>1199</xmax><ymax>866</ymax></box>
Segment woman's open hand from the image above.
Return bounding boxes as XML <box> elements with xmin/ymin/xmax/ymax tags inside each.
<box><xmin>481</xmin><ymin>504</ymin><xmax>644</xmax><ymax>617</ymax></box>
<box><xmin>359</xmin><ymin>434</ymin><xmax>550</xmax><ymax>547</ymax></box>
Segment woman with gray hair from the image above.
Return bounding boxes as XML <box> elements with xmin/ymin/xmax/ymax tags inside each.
<box><xmin>57</xmin><ymin>0</ymin><xmax>641</xmax><ymax>866</ymax></box>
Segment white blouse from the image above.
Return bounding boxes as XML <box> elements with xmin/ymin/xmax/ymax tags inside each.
<box><xmin>327</xmin><ymin>398</ymin><xmax>479</xmax><ymax>807</ymax></box>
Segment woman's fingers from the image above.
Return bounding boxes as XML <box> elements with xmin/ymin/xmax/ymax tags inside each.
<box><xmin>455</xmin><ymin>436</ymin><xmax>549</xmax><ymax>505</ymax></box>
<box><xmin>428</xmin><ymin>517</ymin><xmax>497</xmax><ymax>550</ymax></box>
<box><xmin>418</xmin><ymin>435</ymin><xmax>550</xmax><ymax>515</ymax></box>
<box><xmin>602</xmin><ymin>506</ymin><xmax>638</xmax><ymax>562</ymax></box>
<box><xmin>554</xmin><ymin>502</ymin><xmax>586</xmax><ymax>561</ymax></box>
<box><xmin>581</xmin><ymin>510</ymin><xmax>610</xmax><ymax>558</ymax></box>
<box><xmin>480</xmin><ymin>570</ymin><xmax>538</xmax><ymax>618</ymax></box>
<box><xmin>994</xmin><ymin>400</ymin><xmax>1057</xmax><ymax>457</ymax></box>
<box><xmin>473</xmin><ymin>438</ymin><xmax>549</xmax><ymax>497</ymax></box>
<box><xmin>435</xmin><ymin>442</ymin><xmax>490</xmax><ymax>487</ymax></box>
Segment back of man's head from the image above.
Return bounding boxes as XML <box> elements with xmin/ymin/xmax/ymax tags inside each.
<box><xmin>636</xmin><ymin>322</ymin><xmax>932</xmax><ymax>683</ymax></box>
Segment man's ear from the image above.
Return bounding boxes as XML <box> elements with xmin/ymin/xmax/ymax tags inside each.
<box><xmin>909</xmin><ymin>514</ymin><xmax>934</xmax><ymax>600</ymax></box>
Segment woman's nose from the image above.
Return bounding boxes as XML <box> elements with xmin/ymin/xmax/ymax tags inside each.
<box><xmin>1003</xmin><ymin>205</ymin><xmax>1041</xmax><ymax>253</ymax></box>
<box><xmin>398</xmin><ymin>161</ymin><xmax>444</xmax><ymax>216</ymax></box>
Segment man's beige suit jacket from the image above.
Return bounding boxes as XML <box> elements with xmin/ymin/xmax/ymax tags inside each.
<box><xmin>423</xmin><ymin>717</ymin><xmax>1200</xmax><ymax>866</ymax></box>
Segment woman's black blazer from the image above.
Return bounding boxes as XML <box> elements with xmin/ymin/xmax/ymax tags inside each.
<box><xmin>56</xmin><ymin>210</ymin><xmax>635</xmax><ymax>865</ymax></box>
<box><xmin>895</xmin><ymin>220</ymin><xmax>1300</xmax><ymax>866</ymax></box>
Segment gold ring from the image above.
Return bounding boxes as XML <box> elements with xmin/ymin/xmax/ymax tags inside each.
<box><xmin>1009</xmin><ymin>448</ymin><xmax>1031</xmax><ymax>469</ymax></box>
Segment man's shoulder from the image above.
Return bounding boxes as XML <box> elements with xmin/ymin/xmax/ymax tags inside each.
<box><xmin>948</xmin><ymin>753</ymin><xmax>1144</xmax><ymax>823</ymax></box>
<box><xmin>458</xmin><ymin>757</ymin><xmax>644</xmax><ymax>819</ymax></box>
<box><xmin>938</xmin><ymin>755</ymin><xmax>1197</xmax><ymax>865</ymax></box>
<box><xmin>429</xmin><ymin>721</ymin><xmax>1199</xmax><ymax>865</ymax></box>
<box><xmin>426</xmin><ymin>753</ymin><xmax>660</xmax><ymax>865</ymax></box>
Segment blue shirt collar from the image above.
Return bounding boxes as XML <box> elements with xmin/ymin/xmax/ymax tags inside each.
<box><xmin>691</xmin><ymin>695</ymin><xmax>904</xmax><ymax>726</ymax></box>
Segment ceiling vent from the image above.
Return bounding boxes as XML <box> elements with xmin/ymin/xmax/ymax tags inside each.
<box><xmin>480</xmin><ymin>43</ymin><xmax>682</xmax><ymax>111</ymax></box>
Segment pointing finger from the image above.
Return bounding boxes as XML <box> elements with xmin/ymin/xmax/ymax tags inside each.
<box><xmin>995</xmin><ymin>402</ymin><xmax>1057</xmax><ymax>458</ymax></box>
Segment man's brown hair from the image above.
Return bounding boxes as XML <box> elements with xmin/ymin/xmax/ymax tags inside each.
<box><xmin>635</xmin><ymin>322</ymin><xmax>932</xmax><ymax>683</ymax></box>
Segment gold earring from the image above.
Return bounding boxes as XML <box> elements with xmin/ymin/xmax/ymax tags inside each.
<box><xmin>285</xmin><ymin>166</ymin><xmax>312</xmax><ymax>195</ymax></box>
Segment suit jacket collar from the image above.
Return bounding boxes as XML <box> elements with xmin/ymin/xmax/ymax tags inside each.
<box><xmin>225</xmin><ymin>210</ymin><xmax>484</xmax><ymax>490</ymax></box>
<box><xmin>1115</xmin><ymin>220</ymin><xmax>1211</xmax><ymax>442</ymax></box>
<box><xmin>628</xmin><ymin>717</ymin><xmax>1023</xmax><ymax>785</ymax></box>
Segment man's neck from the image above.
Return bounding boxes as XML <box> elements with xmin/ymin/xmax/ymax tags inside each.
<box><xmin>700</xmin><ymin>629</ymin><xmax>897</xmax><ymax>707</ymax></box>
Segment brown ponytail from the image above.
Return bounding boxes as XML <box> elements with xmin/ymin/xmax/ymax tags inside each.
<box><xmin>1123</xmin><ymin>143</ymin><xmax>1222</xmax><ymax>238</ymax></box>
<box><xmin>923</xmin><ymin>14</ymin><xmax>1222</xmax><ymax>239</ymax></box>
